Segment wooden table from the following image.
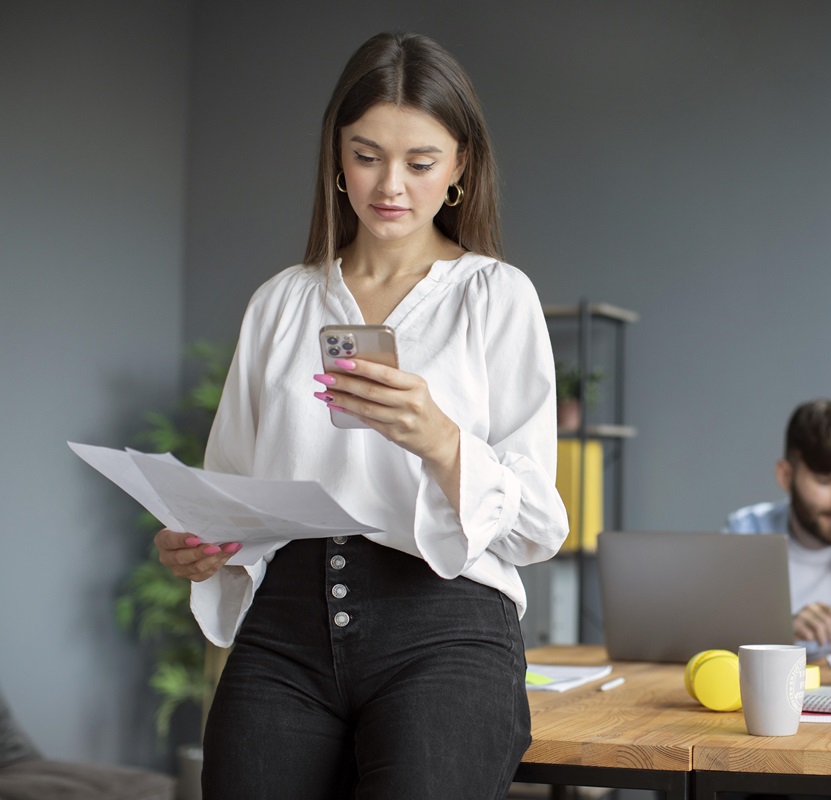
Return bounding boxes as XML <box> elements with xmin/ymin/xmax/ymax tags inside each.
<box><xmin>514</xmin><ymin>645</ymin><xmax>831</xmax><ymax>799</ymax></box>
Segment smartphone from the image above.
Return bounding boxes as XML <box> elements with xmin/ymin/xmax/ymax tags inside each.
<box><xmin>319</xmin><ymin>325</ymin><xmax>398</xmax><ymax>429</ymax></box>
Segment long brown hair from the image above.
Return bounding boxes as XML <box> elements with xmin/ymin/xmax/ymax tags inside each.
<box><xmin>303</xmin><ymin>32</ymin><xmax>503</xmax><ymax>268</ymax></box>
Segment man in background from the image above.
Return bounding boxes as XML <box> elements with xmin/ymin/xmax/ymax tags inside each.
<box><xmin>725</xmin><ymin>399</ymin><xmax>831</xmax><ymax>649</ymax></box>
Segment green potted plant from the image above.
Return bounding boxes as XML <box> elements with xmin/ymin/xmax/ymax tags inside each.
<box><xmin>115</xmin><ymin>342</ymin><xmax>232</xmax><ymax>791</ymax></box>
<box><xmin>555</xmin><ymin>362</ymin><xmax>604</xmax><ymax>432</ymax></box>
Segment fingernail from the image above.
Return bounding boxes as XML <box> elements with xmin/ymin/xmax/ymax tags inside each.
<box><xmin>313</xmin><ymin>373</ymin><xmax>336</xmax><ymax>386</ymax></box>
<box><xmin>222</xmin><ymin>542</ymin><xmax>242</xmax><ymax>554</ymax></box>
<box><xmin>314</xmin><ymin>391</ymin><xmax>334</xmax><ymax>403</ymax></box>
<box><xmin>184</xmin><ymin>536</ymin><xmax>201</xmax><ymax>547</ymax></box>
<box><xmin>334</xmin><ymin>359</ymin><xmax>356</xmax><ymax>370</ymax></box>
<box><xmin>327</xmin><ymin>403</ymin><xmax>346</xmax><ymax>412</ymax></box>
<box><xmin>203</xmin><ymin>545</ymin><xmax>222</xmax><ymax>556</ymax></box>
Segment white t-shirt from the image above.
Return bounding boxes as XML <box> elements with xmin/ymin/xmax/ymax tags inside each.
<box><xmin>787</xmin><ymin>540</ymin><xmax>831</xmax><ymax>615</ymax></box>
<box><xmin>726</xmin><ymin>499</ymin><xmax>831</xmax><ymax>613</ymax></box>
<box><xmin>191</xmin><ymin>253</ymin><xmax>569</xmax><ymax>647</ymax></box>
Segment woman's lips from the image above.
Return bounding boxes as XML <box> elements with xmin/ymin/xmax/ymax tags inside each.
<box><xmin>371</xmin><ymin>205</ymin><xmax>409</xmax><ymax>219</ymax></box>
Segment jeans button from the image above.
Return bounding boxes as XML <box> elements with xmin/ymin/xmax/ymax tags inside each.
<box><xmin>334</xmin><ymin>611</ymin><xmax>350</xmax><ymax>627</ymax></box>
<box><xmin>330</xmin><ymin>555</ymin><xmax>346</xmax><ymax>570</ymax></box>
<box><xmin>332</xmin><ymin>536</ymin><xmax>348</xmax><ymax>545</ymax></box>
<box><xmin>332</xmin><ymin>583</ymin><xmax>348</xmax><ymax>599</ymax></box>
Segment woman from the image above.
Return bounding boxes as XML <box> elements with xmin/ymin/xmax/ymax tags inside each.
<box><xmin>156</xmin><ymin>31</ymin><xmax>569</xmax><ymax>799</ymax></box>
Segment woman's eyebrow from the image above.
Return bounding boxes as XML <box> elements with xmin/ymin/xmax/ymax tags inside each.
<box><xmin>350</xmin><ymin>135</ymin><xmax>443</xmax><ymax>155</ymax></box>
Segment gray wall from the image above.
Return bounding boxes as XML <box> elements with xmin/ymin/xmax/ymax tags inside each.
<box><xmin>3</xmin><ymin>0</ymin><xmax>830</xmax><ymax>768</ymax></box>
<box><xmin>1</xmin><ymin>1</ymin><xmax>189</xmax><ymax>767</ymax></box>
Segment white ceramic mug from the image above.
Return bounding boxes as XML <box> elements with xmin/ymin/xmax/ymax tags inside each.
<box><xmin>738</xmin><ymin>644</ymin><xmax>806</xmax><ymax>736</ymax></box>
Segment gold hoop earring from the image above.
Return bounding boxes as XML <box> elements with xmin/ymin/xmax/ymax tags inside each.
<box><xmin>336</xmin><ymin>171</ymin><xmax>348</xmax><ymax>193</ymax></box>
<box><xmin>444</xmin><ymin>183</ymin><xmax>464</xmax><ymax>207</ymax></box>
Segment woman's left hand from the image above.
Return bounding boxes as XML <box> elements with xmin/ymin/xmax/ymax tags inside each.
<box><xmin>313</xmin><ymin>357</ymin><xmax>459</xmax><ymax>471</ymax></box>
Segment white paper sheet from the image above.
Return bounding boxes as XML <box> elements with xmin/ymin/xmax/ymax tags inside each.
<box><xmin>525</xmin><ymin>663</ymin><xmax>613</xmax><ymax>692</ymax></box>
<box><xmin>68</xmin><ymin>442</ymin><xmax>381</xmax><ymax>565</ymax></box>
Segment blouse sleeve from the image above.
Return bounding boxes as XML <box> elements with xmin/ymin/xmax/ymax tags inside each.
<box><xmin>413</xmin><ymin>268</ymin><xmax>569</xmax><ymax>578</ymax></box>
<box><xmin>188</xmin><ymin>291</ymin><xmax>271</xmax><ymax>647</ymax></box>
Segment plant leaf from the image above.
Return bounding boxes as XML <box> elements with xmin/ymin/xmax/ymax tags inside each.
<box><xmin>116</xmin><ymin>339</ymin><xmax>233</xmax><ymax>744</ymax></box>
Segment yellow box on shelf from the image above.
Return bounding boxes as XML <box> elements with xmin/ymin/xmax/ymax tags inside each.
<box><xmin>557</xmin><ymin>439</ymin><xmax>603</xmax><ymax>552</ymax></box>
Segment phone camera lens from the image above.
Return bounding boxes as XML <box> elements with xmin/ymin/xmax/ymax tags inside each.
<box><xmin>326</xmin><ymin>336</ymin><xmax>338</xmax><ymax>345</ymax></box>
<box><xmin>328</xmin><ymin>347</ymin><xmax>340</xmax><ymax>357</ymax></box>
<box><xmin>342</xmin><ymin>342</ymin><xmax>354</xmax><ymax>352</ymax></box>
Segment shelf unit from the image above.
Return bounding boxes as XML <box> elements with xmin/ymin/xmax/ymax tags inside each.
<box><xmin>543</xmin><ymin>300</ymin><xmax>638</xmax><ymax>643</ymax></box>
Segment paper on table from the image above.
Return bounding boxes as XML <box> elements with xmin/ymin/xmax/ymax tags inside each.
<box><xmin>801</xmin><ymin>687</ymin><xmax>831</xmax><ymax>721</ymax></box>
<box><xmin>69</xmin><ymin>442</ymin><xmax>381</xmax><ymax>566</ymax></box>
<box><xmin>525</xmin><ymin>663</ymin><xmax>612</xmax><ymax>692</ymax></box>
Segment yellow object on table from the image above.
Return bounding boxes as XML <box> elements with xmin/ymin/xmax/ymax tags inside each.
<box><xmin>685</xmin><ymin>649</ymin><xmax>742</xmax><ymax>712</ymax></box>
<box><xmin>806</xmin><ymin>664</ymin><xmax>821</xmax><ymax>690</ymax></box>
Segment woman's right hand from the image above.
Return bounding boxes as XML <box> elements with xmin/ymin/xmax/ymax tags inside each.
<box><xmin>154</xmin><ymin>528</ymin><xmax>242</xmax><ymax>582</ymax></box>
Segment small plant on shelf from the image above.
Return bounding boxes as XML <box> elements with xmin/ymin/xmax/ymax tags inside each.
<box><xmin>555</xmin><ymin>362</ymin><xmax>604</xmax><ymax>432</ymax></box>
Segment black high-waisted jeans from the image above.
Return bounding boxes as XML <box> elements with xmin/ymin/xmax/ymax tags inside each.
<box><xmin>202</xmin><ymin>535</ymin><xmax>531</xmax><ymax>800</ymax></box>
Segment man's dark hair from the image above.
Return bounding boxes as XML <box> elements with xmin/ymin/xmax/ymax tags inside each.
<box><xmin>785</xmin><ymin>399</ymin><xmax>831</xmax><ymax>473</ymax></box>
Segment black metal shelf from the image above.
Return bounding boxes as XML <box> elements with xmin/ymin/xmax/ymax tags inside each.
<box><xmin>558</xmin><ymin>424</ymin><xmax>637</xmax><ymax>440</ymax></box>
<box><xmin>545</xmin><ymin>298</ymin><xmax>638</xmax><ymax>644</ymax></box>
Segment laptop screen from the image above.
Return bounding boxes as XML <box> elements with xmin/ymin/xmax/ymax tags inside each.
<box><xmin>598</xmin><ymin>531</ymin><xmax>793</xmax><ymax>662</ymax></box>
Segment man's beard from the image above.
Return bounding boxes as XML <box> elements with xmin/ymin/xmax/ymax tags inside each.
<box><xmin>791</xmin><ymin>481</ymin><xmax>831</xmax><ymax>546</ymax></box>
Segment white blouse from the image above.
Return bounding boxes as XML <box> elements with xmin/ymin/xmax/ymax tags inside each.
<box><xmin>191</xmin><ymin>252</ymin><xmax>569</xmax><ymax>647</ymax></box>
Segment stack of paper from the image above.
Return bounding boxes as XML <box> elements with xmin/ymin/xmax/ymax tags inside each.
<box><xmin>801</xmin><ymin>687</ymin><xmax>831</xmax><ymax>723</ymax></box>
<box><xmin>68</xmin><ymin>443</ymin><xmax>380</xmax><ymax>566</ymax></box>
<box><xmin>525</xmin><ymin>663</ymin><xmax>612</xmax><ymax>692</ymax></box>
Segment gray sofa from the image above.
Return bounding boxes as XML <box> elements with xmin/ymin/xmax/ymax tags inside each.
<box><xmin>0</xmin><ymin>686</ymin><xmax>175</xmax><ymax>800</ymax></box>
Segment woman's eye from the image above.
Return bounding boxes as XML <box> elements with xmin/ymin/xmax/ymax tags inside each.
<box><xmin>411</xmin><ymin>162</ymin><xmax>436</xmax><ymax>172</ymax></box>
<box><xmin>354</xmin><ymin>153</ymin><xmax>376</xmax><ymax>164</ymax></box>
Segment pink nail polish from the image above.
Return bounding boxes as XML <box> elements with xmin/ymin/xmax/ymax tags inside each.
<box><xmin>327</xmin><ymin>403</ymin><xmax>346</xmax><ymax>412</ymax></box>
<box><xmin>203</xmin><ymin>545</ymin><xmax>222</xmax><ymax>556</ymax></box>
<box><xmin>222</xmin><ymin>542</ymin><xmax>242</xmax><ymax>554</ymax></box>
<box><xmin>314</xmin><ymin>391</ymin><xmax>334</xmax><ymax>403</ymax></box>
<box><xmin>313</xmin><ymin>373</ymin><xmax>336</xmax><ymax>386</ymax></box>
<box><xmin>333</xmin><ymin>358</ymin><xmax>356</xmax><ymax>370</ymax></box>
<box><xmin>184</xmin><ymin>536</ymin><xmax>201</xmax><ymax>547</ymax></box>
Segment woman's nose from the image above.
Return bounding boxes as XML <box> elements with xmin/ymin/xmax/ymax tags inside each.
<box><xmin>377</xmin><ymin>163</ymin><xmax>404</xmax><ymax>197</ymax></box>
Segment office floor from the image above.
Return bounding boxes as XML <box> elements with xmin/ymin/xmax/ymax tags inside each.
<box><xmin>508</xmin><ymin>787</ymin><xmax>657</xmax><ymax>800</ymax></box>
<box><xmin>508</xmin><ymin>784</ymin><xmax>553</xmax><ymax>798</ymax></box>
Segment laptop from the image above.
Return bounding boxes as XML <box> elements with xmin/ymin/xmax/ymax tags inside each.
<box><xmin>597</xmin><ymin>531</ymin><xmax>793</xmax><ymax>663</ymax></box>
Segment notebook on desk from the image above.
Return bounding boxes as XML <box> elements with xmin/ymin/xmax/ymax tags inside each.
<box><xmin>597</xmin><ymin>531</ymin><xmax>793</xmax><ymax>663</ymax></box>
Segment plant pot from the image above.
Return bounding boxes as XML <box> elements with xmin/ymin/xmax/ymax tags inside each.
<box><xmin>557</xmin><ymin>400</ymin><xmax>581</xmax><ymax>433</ymax></box>
<box><xmin>176</xmin><ymin>744</ymin><xmax>203</xmax><ymax>800</ymax></box>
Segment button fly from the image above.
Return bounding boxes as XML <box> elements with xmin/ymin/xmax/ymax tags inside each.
<box><xmin>330</xmin><ymin>555</ymin><xmax>346</xmax><ymax>570</ymax></box>
<box><xmin>334</xmin><ymin>611</ymin><xmax>350</xmax><ymax>627</ymax></box>
<box><xmin>332</xmin><ymin>584</ymin><xmax>348</xmax><ymax>599</ymax></box>
<box><xmin>332</xmin><ymin>536</ymin><xmax>348</xmax><ymax>545</ymax></box>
